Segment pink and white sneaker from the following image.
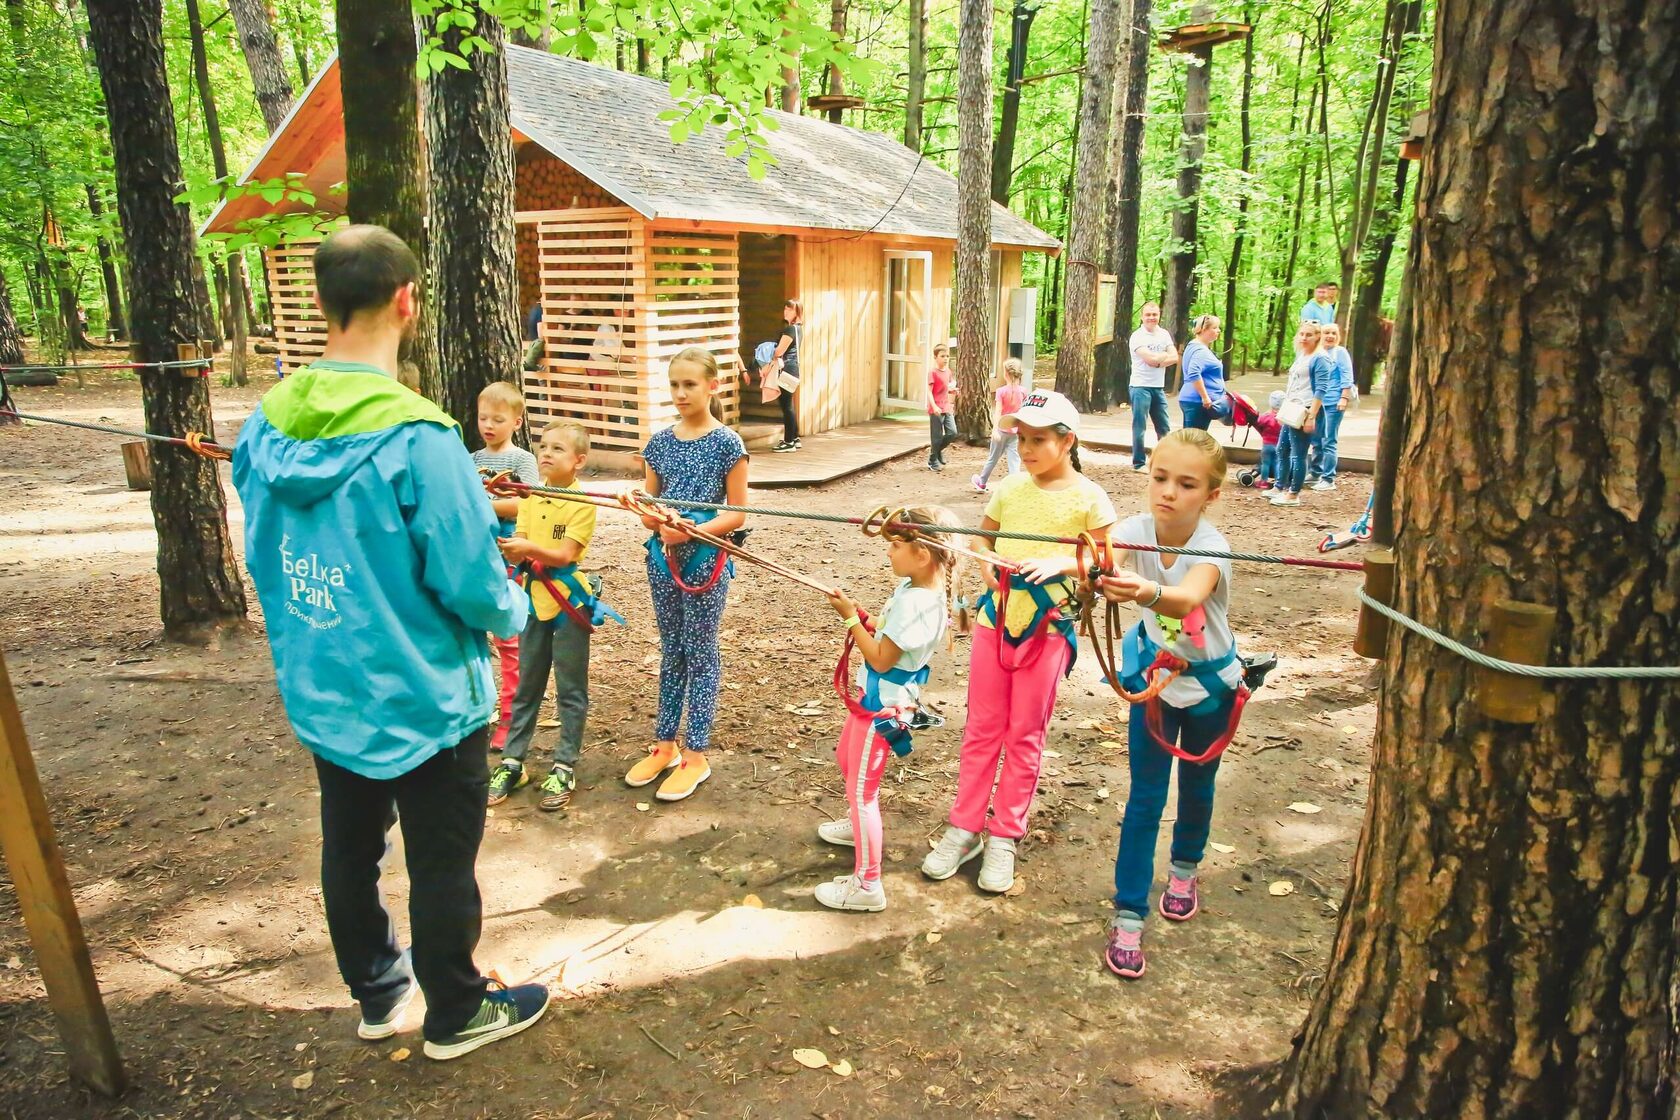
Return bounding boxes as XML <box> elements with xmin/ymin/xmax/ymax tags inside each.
<box><xmin>1103</xmin><ymin>920</ymin><xmax>1146</xmax><ymax>979</ymax></box>
<box><xmin>1159</xmin><ymin>872</ymin><xmax>1199</xmax><ymax>921</ymax></box>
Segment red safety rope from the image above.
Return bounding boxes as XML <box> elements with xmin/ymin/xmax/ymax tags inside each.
<box><xmin>525</xmin><ymin>561</ymin><xmax>596</xmax><ymax>635</ymax></box>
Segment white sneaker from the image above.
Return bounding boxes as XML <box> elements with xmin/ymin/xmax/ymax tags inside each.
<box><xmin>816</xmin><ymin>818</ymin><xmax>855</xmax><ymax>847</ymax></box>
<box><xmin>814</xmin><ymin>874</ymin><xmax>886</xmax><ymax>912</ymax></box>
<box><xmin>920</xmin><ymin>826</ymin><xmax>983</xmax><ymax>880</ymax></box>
<box><xmin>1132</xmin><ymin>463</ymin><xmax>1149</xmax><ymax>473</ymax></box>
<box><xmin>1270</xmin><ymin>492</ymin><xmax>1300</xmax><ymax>506</ymax></box>
<box><xmin>1311</xmin><ymin>479</ymin><xmax>1337</xmax><ymax>491</ymax></box>
<box><xmin>977</xmin><ymin>835</ymin><xmax>1017</xmax><ymax>893</ymax></box>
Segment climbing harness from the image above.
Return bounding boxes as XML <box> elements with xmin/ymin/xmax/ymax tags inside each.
<box><xmin>521</xmin><ymin>561</ymin><xmax>626</xmax><ymax>634</ymax></box>
<box><xmin>831</xmin><ymin>607</ymin><xmax>944</xmax><ymax>756</ymax></box>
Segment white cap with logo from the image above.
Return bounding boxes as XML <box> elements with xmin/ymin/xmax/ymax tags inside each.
<box><xmin>1007</xmin><ymin>388</ymin><xmax>1082</xmax><ymax>433</ymax></box>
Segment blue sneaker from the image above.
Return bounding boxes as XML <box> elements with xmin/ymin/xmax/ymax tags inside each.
<box><xmin>422</xmin><ymin>981</ymin><xmax>551</xmax><ymax>1061</ymax></box>
<box><xmin>357</xmin><ymin>975</ymin><xmax>418</xmax><ymax>1040</ymax></box>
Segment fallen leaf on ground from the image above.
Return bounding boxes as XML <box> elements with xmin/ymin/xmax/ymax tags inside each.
<box><xmin>390</xmin><ymin>1048</ymin><xmax>410</xmax><ymax>1062</ymax></box>
<box><xmin>1288</xmin><ymin>802</ymin><xmax>1323</xmax><ymax>814</ymax></box>
<box><xmin>636</xmin><ymin>802</ymin><xmax>651</xmax><ymax>812</ymax></box>
<box><xmin>925</xmin><ymin>931</ymin><xmax>943</xmax><ymax>944</ymax></box>
<box><xmin>1096</xmin><ymin>787</ymin><xmax>1110</xmax><ymax>800</ymax></box>
<box><xmin>741</xmin><ymin>894</ymin><xmax>764</xmax><ymax>909</ymax></box>
<box><xmin>831</xmin><ymin>1059</ymin><xmax>854</xmax><ymax>1077</ymax></box>
<box><xmin>4</xmin><ymin>956</ymin><xmax>20</xmax><ymax>970</ymax></box>
<box><xmin>1269</xmin><ymin>880</ymin><xmax>1296</xmax><ymax>897</ymax></box>
<box><xmin>1340</xmin><ymin>725</ymin><xmax>1359</xmax><ymax>734</ymax></box>
<box><xmin>1099</xmin><ymin>740</ymin><xmax>1123</xmax><ymax>750</ymax></box>
<box><xmin>792</xmin><ymin>1048</ymin><xmax>828</xmax><ymax>1069</ymax></box>
<box><xmin>291</xmin><ymin>1071</ymin><xmax>314</xmax><ymax>1090</ymax></box>
<box><xmin>1043</xmin><ymin>749</ymin><xmax>1062</xmax><ymax>759</ymax></box>
<box><xmin>1209</xmin><ymin>842</ymin><xmax>1236</xmax><ymax>854</ymax></box>
<box><xmin>293</xmin><ymin>1042</ymin><xmax>307</xmax><ymax>1052</ymax></box>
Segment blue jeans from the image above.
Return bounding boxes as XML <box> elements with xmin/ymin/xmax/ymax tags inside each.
<box><xmin>1311</xmin><ymin>406</ymin><xmax>1344</xmax><ymax>482</ymax></box>
<box><xmin>1180</xmin><ymin>397</ymin><xmax>1231</xmax><ymax>431</ymax></box>
<box><xmin>1128</xmin><ymin>386</ymin><xmax>1170</xmax><ymax>466</ymax></box>
<box><xmin>1278</xmin><ymin>425</ymin><xmax>1311</xmax><ymax>493</ymax></box>
<box><xmin>1259</xmin><ymin>443</ymin><xmax>1278</xmax><ymax>483</ymax></box>
<box><xmin>1112</xmin><ymin>693</ymin><xmax>1234</xmax><ymax>917</ymax></box>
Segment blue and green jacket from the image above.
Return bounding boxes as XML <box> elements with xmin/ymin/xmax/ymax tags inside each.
<box><xmin>233</xmin><ymin>361</ymin><xmax>528</xmax><ymax>780</ymax></box>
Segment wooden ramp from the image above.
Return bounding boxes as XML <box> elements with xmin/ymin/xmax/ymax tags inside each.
<box><xmin>749</xmin><ymin>417</ymin><xmax>929</xmax><ymax>488</ymax></box>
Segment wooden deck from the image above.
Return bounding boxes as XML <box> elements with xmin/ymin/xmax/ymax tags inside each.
<box><xmin>748</xmin><ymin>417</ymin><xmax>929</xmax><ymax>488</ymax></box>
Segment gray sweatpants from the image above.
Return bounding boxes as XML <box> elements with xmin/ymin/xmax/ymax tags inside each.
<box><xmin>501</xmin><ymin>610</ymin><xmax>590</xmax><ymax>769</ymax></box>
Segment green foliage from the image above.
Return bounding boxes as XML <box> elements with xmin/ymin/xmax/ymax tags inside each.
<box><xmin>177</xmin><ymin>173</ymin><xmax>343</xmax><ymax>253</ymax></box>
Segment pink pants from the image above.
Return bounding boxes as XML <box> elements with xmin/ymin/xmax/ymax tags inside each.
<box><xmin>949</xmin><ymin>623</ymin><xmax>1072</xmax><ymax>839</ymax></box>
<box><xmin>489</xmin><ymin>632</ymin><xmax>520</xmax><ymax>751</ymax></box>
<box><xmin>835</xmin><ymin>711</ymin><xmax>892</xmax><ymax>882</ymax></box>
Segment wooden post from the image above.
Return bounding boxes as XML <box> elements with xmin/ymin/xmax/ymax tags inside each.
<box><xmin>1476</xmin><ymin>599</ymin><xmax>1557</xmax><ymax>724</ymax></box>
<box><xmin>120</xmin><ymin>441</ymin><xmax>151</xmax><ymax>491</ymax></box>
<box><xmin>1353</xmin><ymin>547</ymin><xmax>1395</xmax><ymax>659</ymax></box>
<box><xmin>0</xmin><ymin>646</ymin><xmax>125</xmax><ymax>1096</ymax></box>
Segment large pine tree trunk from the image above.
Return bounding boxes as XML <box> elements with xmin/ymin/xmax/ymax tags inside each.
<box><xmin>84</xmin><ymin>0</ymin><xmax>247</xmax><ymax>637</ymax></box>
<box><xmin>903</xmin><ymin>0</ymin><xmax>926</xmax><ymax>150</ymax></box>
<box><xmin>989</xmin><ymin>0</ymin><xmax>1036</xmax><ymax>204</ymax></box>
<box><xmin>423</xmin><ymin>9</ymin><xmax>519</xmax><ymax>439</ymax></box>
<box><xmin>1052</xmin><ymin>0</ymin><xmax>1118</xmax><ymax>409</ymax></box>
<box><xmin>952</xmin><ymin>0</ymin><xmax>994</xmax><ymax>441</ymax></box>
<box><xmin>84</xmin><ymin>184</ymin><xmax>126</xmax><ymax>340</ymax></box>
<box><xmin>1158</xmin><ymin>37</ymin><xmax>1212</xmax><ymax>354</ymax></box>
<box><xmin>1094</xmin><ymin>0</ymin><xmax>1151</xmax><ymax>407</ymax></box>
<box><xmin>336</xmin><ymin>0</ymin><xmax>437</xmax><ymax>392</ymax></box>
<box><xmin>0</xmin><ymin>267</ymin><xmax>23</xmax><ymax>367</ymax></box>
<box><xmin>1273</xmin><ymin>1</ymin><xmax>1680</xmax><ymax>1113</ymax></box>
<box><xmin>228</xmin><ymin>0</ymin><xmax>296</xmax><ymax>134</ymax></box>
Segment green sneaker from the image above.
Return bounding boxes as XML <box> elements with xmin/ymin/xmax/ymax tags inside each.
<box><xmin>538</xmin><ymin>765</ymin><xmax>576</xmax><ymax>812</ymax></box>
<box><xmin>487</xmin><ymin>762</ymin><xmax>527</xmax><ymax>806</ymax></box>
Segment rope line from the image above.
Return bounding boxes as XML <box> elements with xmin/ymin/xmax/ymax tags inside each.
<box><xmin>1357</xmin><ymin>590</ymin><xmax>1680</xmax><ymax>679</ymax></box>
<box><xmin>1</xmin><ymin>359</ymin><xmax>212</xmax><ymax>374</ymax></box>
<box><xmin>1</xmin><ymin>410</ymin><xmax>229</xmax><ymax>459</ymax></box>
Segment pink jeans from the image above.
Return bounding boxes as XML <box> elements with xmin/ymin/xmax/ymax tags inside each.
<box><xmin>836</xmin><ymin>711</ymin><xmax>892</xmax><ymax>882</ymax></box>
<box><xmin>949</xmin><ymin>623</ymin><xmax>1072</xmax><ymax>839</ymax></box>
<box><xmin>489</xmin><ymin>633</ymin><xmax>520</xmax><ymax>751</ymax></box>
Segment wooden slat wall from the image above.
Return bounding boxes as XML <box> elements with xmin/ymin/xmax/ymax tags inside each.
<box><xmin>646</xmin><ymin>226</ymin><xmax>741</xmax><ymax>432</ymax></box>
<box><xmin>996</xmin><ymin>250</ymin><xmax>1023</xmax><ymax>381</ymax></box>
<box><xmin>527</xmin><ymin>207</ymin><xmax>649</xmax><ymax>454</ymax></box>
<box><xmin>265</xmin><ymin>239</ymin><xmax>326</xmax><ymax>375</ymax></box>
<box><xmin>797</xmin><ymin>237</ymin><xmax>883</xmax><ymax>430</ymax></box>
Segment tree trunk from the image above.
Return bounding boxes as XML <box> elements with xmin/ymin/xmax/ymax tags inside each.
<box><xmin>990</xmin><ymin>0</ymin><xmax>1037</xmax><ymax>204</ymax></box>
<box><xmin>1274</xmin><ymin>1</ymin><xmax>1680</xmax><ymax>1113</ymax></box>
<box><xmin>903</xmin><ymin>0</ymin><xmax>926</xmax><ymax>149</ymax></box>
<box><xmin>952</xmin><ymin>0</ymin><xmax>993</xmax><ymax>441</ymax></box>
<box><xmin>1094</xmin><ymin>0</ymin><xmax>1151</xmax><ymax>407</ymax></box>
<box><xmin>84</xmin><ymin>0</ymin><xmax>248</xmax><ymax>637</ymax></box>
<box><xmin>1219</xmin><ymin>4</ymin><xmax>1254</xmax><ymax>374</ymax></box>
<box><xmin>228</xmin><ymin>0</ymin><xmax>296</xmax><ymax>134</ymax></box>
<box><xmin>0</xmin><ymin>267</ymin><xmax>24</xmax><ymax>367</ymax></box>
<box><xmin>336</xmin><ymin>0</ymin><xmax>437</xmax><ymax>394</ymax></box>
<box><xmin>1052</xmin><ymin>0</ymin><xmax>1119</xmax><ymax>409</ymax></box>
<box><xmin>84</xmin><ymin>183</ymin><xmax>126</xmax><ymax>340</ymax></box>
<box><xmin>1349</xmin><ymin>153</ymin><xmax>1408</xmax><ymax>391</ymax></box>
<box><xmin>187</xmin><ymin>0</ymin><xmax>247</xmax><ymax>379</ymax></box>
<box><xmin>1269</xmin><ymin>50</ymin><xmax>1318</xmax><ymax>374</ymax></box>
<box><xmin>1159</xmin><ymin>37</ymin><xmax>1211</xmax><ymax>356</ymax></box>
<box><xmin>423</xmin><ymin>8</ymin><xmax>519</xmax><ymax>439</ymax></box>
<box><xmin>1367</xmin><ymin>215</ymin><xmax>1416</xmax><ymax>550</ymax></box>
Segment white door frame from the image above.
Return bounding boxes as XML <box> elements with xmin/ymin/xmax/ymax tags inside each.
<box><xmin>880</xmin><ymin>250</ymin><xmax>933</xmax><ymax>413</ymax></box>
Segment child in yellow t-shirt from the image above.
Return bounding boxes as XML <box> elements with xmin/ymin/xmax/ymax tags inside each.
<box><xmin>490</xmin><ymin>422</ymin><xmax>598</xmax><ymax>811</ymax></box>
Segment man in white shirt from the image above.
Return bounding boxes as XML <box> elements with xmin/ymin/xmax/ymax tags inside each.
<box><xmin>1127</xmin><ymin>301</ymin><xmax>1178</xmax><ymax>472</ymax></box>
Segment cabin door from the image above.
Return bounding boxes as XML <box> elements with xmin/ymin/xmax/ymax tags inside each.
<box><xmin>881</xmin><ymin>250</ymin><xmax>932</xmax><ymax>412</ymax></box>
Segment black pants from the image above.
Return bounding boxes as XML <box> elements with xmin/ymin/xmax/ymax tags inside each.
<box><xmin>314</xmin><ymin>728</ymin><xmax>491</xmax><ymax>1040</ymax></box>
<box><xmin>778</xmin><ymin>386</ymin><xmax>799</xmax><ymax>442</ymax></box>
<box><xmin>928</xmin><ymin>412</ymin><xmax>957</xmax><ymax>466</ymax></box>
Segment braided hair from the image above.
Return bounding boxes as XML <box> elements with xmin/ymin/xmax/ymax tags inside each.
<box><xmin>894</xmin><ymin>504</ymin><xmax>962</xmax><ymax>629</ymax></box>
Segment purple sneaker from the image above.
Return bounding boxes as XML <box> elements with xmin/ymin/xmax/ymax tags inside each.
<box><xmin>1103</xmin><ymin>921</ymin><xmax>1146</xmax><ymax>979</ymax></box>
<box><xmin>1159</xmin><ymin>872</ymin><xmax>1199</xmax><ymax>922</ymax></box>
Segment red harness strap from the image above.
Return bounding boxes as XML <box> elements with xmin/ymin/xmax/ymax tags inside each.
<box><xmin>834</xmin><ymin>609</ymin><xmax>888</xmax><ymax>721</ymax></box>
<box><xmin>526</xmin><ymin>562</ymin><xmax>596</xmax><ymax>634</ymax></box>
<box><xmin>1142</xmin><ymin>684</ymin><xmax>1251</xmax><ymax>765</ymax></box>
<box><xmin>662</xmin><ymin>544</ymin><xmax>730</xmax><ymax>595</ymax></box>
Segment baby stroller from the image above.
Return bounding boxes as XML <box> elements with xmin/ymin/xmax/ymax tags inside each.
<box><xmin>1224</xmin><ymin>391</ymin><xmax>1268</xmax><ymax>487</ymax></box>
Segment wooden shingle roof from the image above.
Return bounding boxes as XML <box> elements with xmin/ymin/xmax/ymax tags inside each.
<box><xmin>505</xmin><ymin>46</ymin><xmax>1060</xmax><ymax>251</ymax></box>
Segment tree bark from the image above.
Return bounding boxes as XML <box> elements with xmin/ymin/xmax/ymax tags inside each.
<box><xmin>84</xmin><ymin>183</ymin><xmax>126</xmax><ymax>340</ymax></box>
<box><xmin>1274</xmin><ymin>1</ymin><xmax>1680</xmax><ymax>1113</ymax></box>
<box><xmin>990</xmin><ymin>0</ymin><xmax>1037</xmax><ymax>204</ymax></box>
<box><xmin>186</xmin><ymin>0</ymin><xmax>248</xmax><ymax>383</ymax></box>
<box><xmin>1269</xmin><ymin>45</ymin><xmax>1318</xmax><ymax>373</ymax></box>
<box><xmin>1219</xmin><ymin>4</ymin><xmax>1254</xmax><ymax>374</ymax></box>
<box><xmin>336</xmin><ymin>0</ymin><xmax>437</xmax><ymax>394</ymax></box>
<box><xmin>0</xmin><ymin>267</ymin><xmax>24</xmax><ymax>367</ymax></box>
<box><xmin>1367</xmin><ymin>215</ymin><xmax>1416</xmax><ymax>550</ymax></box>
<box><xmin>423</xmin><ymin>8</ymin><xmax>519</xmax><ymax>440</ymax></box>
<box><xmin>84</xmin><ymin>0</ymin><xmax>248</xmax><ymax>637</ymax></box>
<box><xmin>952</xmin><ymin>0</ymin><xmax>993</xmax><ymax>441</ymax></box>
<box><xmin>1158</xmin><ymin>31</ymin><xmax>1212</xmax><ymax>355</ymax></box>
<box><xmin>228</xmin><ymin>0</ymin><xmax>296</xmax><ymax>134</ymax></box>
<box><xmin>1052</xmin><ymin>0</ymin><xmax>1119</xmax><ymax>409</ymax></box>
<box><xmin>1349</xmin><ymin>153</ymin><xmax>1407</xmax><ymax>391</ymax></box>
<box><xmin>1094</xmin><ymin>0</ymin><xmax>1151</xmax><ymax>407</ymax></box>
<box><xmin>903</xmin><ymin>0</ymin><xmax>926</xmax><ymax>149</ymax></box>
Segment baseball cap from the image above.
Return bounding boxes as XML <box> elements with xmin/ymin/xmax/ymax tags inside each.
<box><xmin>1008</xmin><ymin>388</ymin><xmax>1081</xmax><ymax>433</ymax></box>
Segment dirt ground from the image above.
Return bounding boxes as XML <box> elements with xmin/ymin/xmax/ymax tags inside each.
<box><xmin>0</xmin><ymin>368</ymin><xmax>1378</xmax><ymax>1119</ymax></box>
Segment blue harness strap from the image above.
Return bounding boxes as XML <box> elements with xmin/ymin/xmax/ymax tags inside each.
<box><xmin>860</xmin><ymin>663</ymin><xmax>931</xmax><ymax>757</ymax></box>
<box><xmin>976</xmin><ymin>574</ymin><xmax>1079</xmax><ymax>676</ymax></box>
<box><xmin>644</xmin><ymin>506</ymin><xmax>736</xmax><ymax>586</ymax></box>
<box><xmin>1120</xmin><ymin>621</ymin><xmax>1237</xmax><ymax>716</ymax></box>
<box><xmin>521</xmin><ymin>562</ymin><xmax>626</xmax><ymax>628</ymax></box>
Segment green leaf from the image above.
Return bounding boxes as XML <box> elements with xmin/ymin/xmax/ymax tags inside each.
<box><xmin>669</xmin><ymin>119</ymin><xmax>690</xmax><ymax>145</ymax></box>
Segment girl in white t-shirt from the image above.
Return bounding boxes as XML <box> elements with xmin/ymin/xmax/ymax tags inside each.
<box><xmin>1096</xmin><ymin>429</ymin><xmax>1246</xmax><ymax>980</ymax></box>
<box><xmin>816</xmin><ymin>506</ymin><xmax>958</xmax><ymax>912</ymax></box>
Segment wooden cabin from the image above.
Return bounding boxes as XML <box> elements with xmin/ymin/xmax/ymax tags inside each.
<box><xmin>204</xmin><ymin>48</ymin><xmax>1060</xmax><ymax>463</ymax></box>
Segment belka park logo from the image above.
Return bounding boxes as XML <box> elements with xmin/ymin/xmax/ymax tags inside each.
<box><xmin>280</xmin><ymin>535</ymin><xmax>351</xmax><ymax>630</ymax></box>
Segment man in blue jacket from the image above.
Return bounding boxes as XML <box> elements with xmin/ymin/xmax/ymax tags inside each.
<box><xmin>233</xmin><ymin>225</ymin><xmax>546</xmax><ymax>1061</ymax></box>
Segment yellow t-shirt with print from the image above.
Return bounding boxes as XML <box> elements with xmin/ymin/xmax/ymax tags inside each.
<box><xmin>981</xmin><ymin>473</ymin><xmax>1117</xmax><ymax>636</ymax></box>
<box><xmin>513</xmin><ymin>493</ymin><xmax>598</xmax><ymax>621</ymax></box>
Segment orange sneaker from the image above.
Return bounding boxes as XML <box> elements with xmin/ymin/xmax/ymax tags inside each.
<box><xmin>625</xmin><ymin>742</ymin><xmax>680</xmax><ymax>787</ymax></box>
<box><xmin>655</xmin><ymin>753</ymin><xmax>710</xmax><ymax>802</ymax></box>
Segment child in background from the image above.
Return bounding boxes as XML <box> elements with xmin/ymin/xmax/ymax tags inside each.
<box><xmin>1099</xmin><ymin>429</ymin><xmax>1245</xmax><ymax>980</ymax></box>
<box><xmin>624</xmin><ymin>347</ymin><xmax>750</xmax><ymax>802</ymax></box>
<box><xmin>926</xmin><ymin>344</ymin><xmax>958</xmax><ymax>472</ymax></box>
<box><xmin>924</xmin><ymin>389</ymin><xmax>1115</xmax><ymax>893</ymax></box>
<box><xmin>471</xmin><ymin>382</ymin><xmax>540</xmax><ymax>752</ymax></box>
<box><xmin>815</xmin><ymin>506</ymin><xmax>959</xmax><ymax>912</ymax></box>
<box><xmin>972</xmin><ymin>359</ymin><xmax>1026</xmax><ymax>493</ymax></box>
<box><xmin>490</xmin><ymin>422</ymin><xmax>600</xmax><ymax>811</ymax></box>
<box><xmin>1253</xmin><ymin>391</ymin><xmax>1284</xmax><ymax>490</ymax></box>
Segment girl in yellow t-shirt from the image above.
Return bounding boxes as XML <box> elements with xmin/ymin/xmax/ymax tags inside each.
<box><xmin>922</xmin><ymin>389</ymin><xmax>1115</xmax><ymax>894</ymax></box>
